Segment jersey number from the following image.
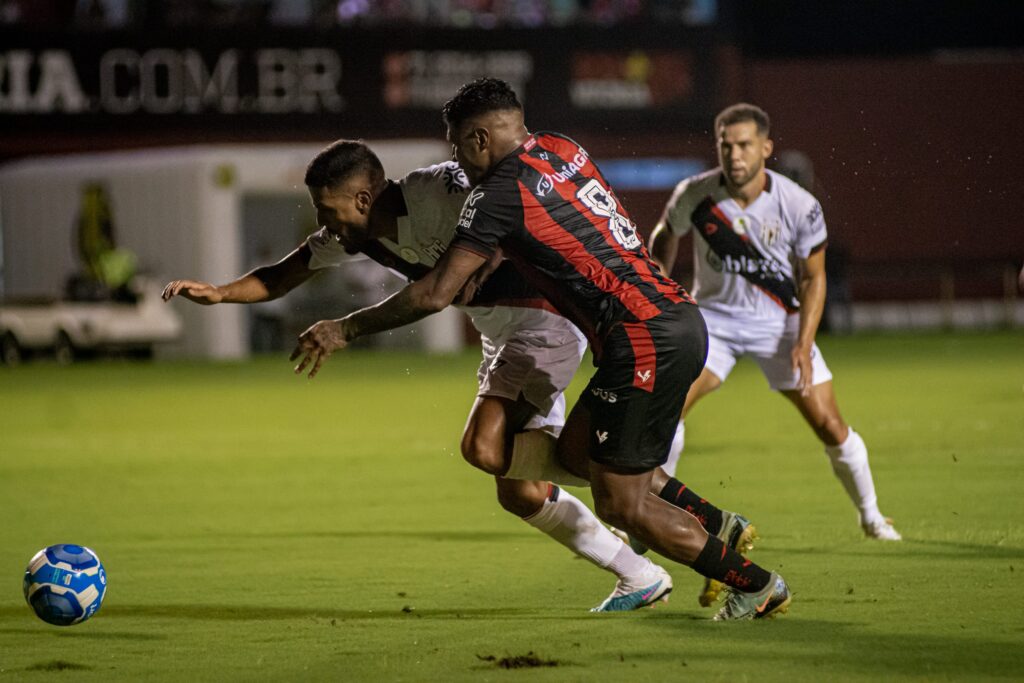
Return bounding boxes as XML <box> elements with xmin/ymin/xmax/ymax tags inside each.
<box><xmin>576</xmin><ymin>179</ymin><xmax>641</xmax><ymax>250</ymax></box>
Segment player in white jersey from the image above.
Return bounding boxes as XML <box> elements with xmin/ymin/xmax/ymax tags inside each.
<box><xmin>649</xmin><ymin>103</ymin><xmax>902</xmax><ymax>541</ymax></box>
<box><xmin>163</xmin><ymin>140</ymin><xmax>672</xmax><ymax>611</ymax></box>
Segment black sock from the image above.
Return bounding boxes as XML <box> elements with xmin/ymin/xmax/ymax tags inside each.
<box><xmin>658</xmin><ymin>478</ymin><xmax>723</xmax><ymax>535</ymax></box>
<box><xmin>691</xmin><ymin>535</ymin><xmax>771</xmax><ymax>593</ymax></box>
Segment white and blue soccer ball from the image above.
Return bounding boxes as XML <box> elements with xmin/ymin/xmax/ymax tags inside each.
<box><xmin>23</xmin><ymin>544</ymin><xmax>107</xmax><ymax>626</ymax></box>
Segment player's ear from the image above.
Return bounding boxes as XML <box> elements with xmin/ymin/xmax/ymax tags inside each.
<box><xmin>473</xmin><ymin>127</ymin><xmax>489</xmax><ymax>151</ymax></box>
<box><xmin>763</xmin><ymin>137</ymin><xmax>774</xmax><ymax>158</ymax></box>
<box><xmin>355</xmin><ymin>188</ymin><xmax>373</xmax><ymax>214</ymax></box>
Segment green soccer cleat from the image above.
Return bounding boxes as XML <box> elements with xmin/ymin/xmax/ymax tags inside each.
<box><xmin>712</xmin><ymin>572</ymin><xmax>791</xmax><ymax>621</ymax></box>
<box><xmin>699</xmin><ymin>509</ymin><xmax>758</xmax><ymax>607</ymax></box>
<box><xmin>591</xmin><ymin>564</ymin><xmax>673</xmax><ymax>612</ymax></box>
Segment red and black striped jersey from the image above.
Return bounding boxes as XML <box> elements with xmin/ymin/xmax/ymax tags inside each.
<box><xmin>450</xmin><ymin>131</ymin><xmax>694</xmax><ymax>349</ymax></box>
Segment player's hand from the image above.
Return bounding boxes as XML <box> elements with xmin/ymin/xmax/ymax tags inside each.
<box><xmin>791</xmin><ymin>342</ymin><xmax>814</xmax><ymax>396</ymax></box>
<box><xmin>291</xmin><ymin>319</ymin><xmax>349</xmax><ymax>379</ymax></box>
<box><xmin>162</xmin><ymin>279</ymin><xmax>224</xmax><ymax>305</ymax></box>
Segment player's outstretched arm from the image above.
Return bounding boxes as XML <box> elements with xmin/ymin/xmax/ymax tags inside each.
<box><xmin>649</xmin><ymin>223</ymin><xmax>680</xmax><ymax>277</ymax></box>
<box><xmin>290</xmin><ymin>246</ymin><xmax>487</xmax><ymax>379</ymax></box>
<box><xmin>792</xmin><ymin>248</ymin><xmax>827</xmax><ymax>395</ymax></box>
<box><xmin>162</xmin><ymin>246</ymin><xmax>314</xmax><ymax>305</ymax></box>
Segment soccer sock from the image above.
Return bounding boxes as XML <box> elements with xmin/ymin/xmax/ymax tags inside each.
<box><xmin>522</xmin><ymin>486</ymin><xmax>651</xmax><ymax>580</ymax></box>
<box><xmin>691</xmin><ymin>534</ymin><xmax>771</xmax><ymax>593</ymax></box>
<box><xmin>660</xmin><ymin>421</ymin><xmax>684</xmax><ymax>478</ymax></box>
<box><xmin>658</xmin><ymin>478</ymin><xmax>724</xmax><ymax>536</ymax></box>
<box><xmin>505</xmin><ymin>430</ymin><xmax>590</xmax><ymax>487</ymax></box>
<box><xmin>824</xmin><ymin>428</ymin><xmax>884</xmax><ymax>525</ymax></box>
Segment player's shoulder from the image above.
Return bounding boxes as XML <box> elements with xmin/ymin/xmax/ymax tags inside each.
<box><xmin>767</xmin><ymin>169</ymin><xmax>819</xmax><ymax>212</ymax></box>
<box><xmin>668</xmin><ymin>168</ymin><xmax>720</xmax><ymax>211</ymax></box>
<box><xmin>676</xmin><ymin>168</ymin><xmax>721</xmax><ymax>196</ymax></box>
<box><xmin>401</xmin><ymin>161</ymin><xmax>471</xmax><ymax>196</ymax></box>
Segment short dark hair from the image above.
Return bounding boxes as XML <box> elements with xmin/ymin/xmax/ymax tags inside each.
<box><xmin>715</xmin><ymin>103</ymin><xmax>771</xmax><ymax>137</ymax></box>
<box><xmin>441</xmin><ymin>78</ymin><xmax>522</xmax><ymax>130</ymax></box>
<box><xmin>304</xmin><ymin>140</ymin><xmax>385</xmax><ymax>189</ymax></box>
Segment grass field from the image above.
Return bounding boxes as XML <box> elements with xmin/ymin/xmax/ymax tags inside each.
<box><xmin>1</xmin><ymin>331</ymin><xmax>1022</xmax><ymax>681</ymax></box>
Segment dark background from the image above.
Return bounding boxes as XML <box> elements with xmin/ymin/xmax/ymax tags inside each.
<box><xmin>2</xmin><ymin>0</ymin><xmax>1021</xmax><ymax>302</ymax></box>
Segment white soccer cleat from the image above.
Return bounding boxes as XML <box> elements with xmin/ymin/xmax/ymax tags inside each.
<box><xmin>863</xmin><ymin>517</ymin><xmax>902</xmax><ymax>541</ymax></box>
<box><xmin>591</xmin><ymin>564</ymin><xmax>673</xmax><ymax>612</ymax></box>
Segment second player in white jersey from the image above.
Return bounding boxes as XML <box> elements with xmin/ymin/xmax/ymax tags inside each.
<box><xmin>650</xmin><ymin>103</ymin><xmax>902</xmax><ymax>542</ymax></box>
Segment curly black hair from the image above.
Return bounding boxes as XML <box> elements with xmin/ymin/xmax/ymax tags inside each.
<box><xmin>441</xmin><ymin>78</ymin><xmax>522</xmax><ymax>129</ymax></box>
<box><xmin>304</xmin><ymin>139</ymin><xmax>385</xmax><ymax>189</ymax></box>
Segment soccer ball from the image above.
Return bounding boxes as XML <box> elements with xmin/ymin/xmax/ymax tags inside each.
<box><xmin>23</xmin><ymin>544</ymin><xmax>107</xmax><ymax>626</ymax></box>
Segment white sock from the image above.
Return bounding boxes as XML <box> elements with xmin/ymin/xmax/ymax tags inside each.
<box><xmin>825</xmin><ymin>428</ymin><xmax>884</xmax><ymax>525</ymax></box>
<box><xmin>505</xmin><ymin>430</ymin><xmax>590</xmax><ymax>487</ymax></box>
<box><xmin>661</xmin><ymin>421</ymin><xmax>684</xmax><ymax>477</ymax></box>
<box><xmin>523</xmin><ymin>488</ymin><xmax>651</xmax><ymax>580</ymax></box>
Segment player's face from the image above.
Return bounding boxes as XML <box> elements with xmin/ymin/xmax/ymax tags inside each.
<box><xmin>308</xmin><ymin>182</ymin><xmax>371</xmax><ymax>249</ymax></box>
<box><xmin>718</xmin><ymin>121</ymin><xmax>772</xmax><ymax>189</ymax></box>
<box><xmin>447</xmin><ymin>123</ymin><xmax>489</xmax><ymax>185</ymax></box>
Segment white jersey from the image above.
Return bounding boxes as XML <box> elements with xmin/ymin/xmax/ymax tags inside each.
<box><xmin>306</xmin><ymin>161</ymin><xmax>582</xmax><ymax>346</ymax></box>
<box><xmin>661</xmin><ymin>168</ymin><xmax>827</xmax><ymax>324</ymax></box>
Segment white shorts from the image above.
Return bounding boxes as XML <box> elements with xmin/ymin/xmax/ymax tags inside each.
<box><xmin>476</xmin><ymin>311</ymin><xmax>587</xmax><ymax>436</ymax></box>
<box><xmin>700</xmin><ymin>307</ymin><xmax>833</xmax><ymax>391</ymax></box>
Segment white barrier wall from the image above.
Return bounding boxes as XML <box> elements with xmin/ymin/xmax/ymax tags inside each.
<box><xmin>0</xmin><ymin>140</ymin><xmax>460</xmax><ymax>358</ymax></box>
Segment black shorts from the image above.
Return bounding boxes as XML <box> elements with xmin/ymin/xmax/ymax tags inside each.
<box><xmin>579</xmin><ymin>302</ymin><xmax>708</xmax><ymax>471</ymax></box>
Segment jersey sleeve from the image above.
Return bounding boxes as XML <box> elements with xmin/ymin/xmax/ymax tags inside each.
<box><xmin>304</xmin><ymin>227</ymin><xmax>350</xmax><ymax>270</ymax></box>
<box><xmin>448</xmin><ymin>170</ymin><xmax>523</xmax><ymax>258</ymax></box>
<box><xmin>793</xmin><ymin>196</ymin><xmax>828</xmax><ymax>259</ymax></box>
<box><xmin>660</xmin><ymin>178</ymin><xmax>696</xmax><ymax>236</ymax></box>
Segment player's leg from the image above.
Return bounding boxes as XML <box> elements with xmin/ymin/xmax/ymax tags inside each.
<box><xmin>755</xmin><ymin>326</ymin><xmax>900</xmax><ymax>540</ymax></box>
<box><xmin>780</xmin><ymin>381</ymin><xmax>901</xmax><ymax>540</ymax></box>
<box><xmin>465</xmin><ymin>330</ymin><xmax>668</xmax><ymax>610</ymax></box>
<box><xmin>497</xmin><ymin>476</ymin><xmax>671</xmax><ymax>612</ymax></box>
<box><xmin>587</xmin><ymin>453</ymin><xmax>787</xmax><ymax>621</ymax></box>
<box><xmin>574</xmin><ymin>306</ymin><xmax>789</xmax><ymax>619</ymax></box>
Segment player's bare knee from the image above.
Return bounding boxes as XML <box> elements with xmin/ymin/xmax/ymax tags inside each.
<box><xmin>460</xmin><ymin>433</ymin><xmax>506</xmax><ymax>475</ymax></box>
<box><xmin>593</xmin><ymin>493</ymin><xmax>641</xmax><ymax>531</ymax></box>
<box><xmin>817</xmin><ymin>414</ymin><xmax>848</xmax><ymax>446</ymax></box>
<box><xmin>495</xmin><ymin>479</ymin><xmax>547</xmax><ymax>517</ymax></box>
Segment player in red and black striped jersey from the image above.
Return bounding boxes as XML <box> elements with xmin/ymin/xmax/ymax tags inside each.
<box><xmin>293</xmin><ymin>79</ymin><xmax>791</xmax><ymax>619</ymax></box>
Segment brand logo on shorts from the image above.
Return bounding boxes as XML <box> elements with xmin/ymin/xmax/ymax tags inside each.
<box><xmin>489</xmin><ymin>358</ymin><xmax>507</xmax><ymax>372</ymax></box>
<box><xmin>636</xmin><ymin>370</ymin><xmax>651</xmax><ymax>384</ymax></box>
<box><xmin>596</xmin><ymin>430</ymin><xmax>609</xmax><ymax>443</ymax></box>
<box><xmin>590</xmin><ymin>387</ymin><xmax>617</xmax><ymax>403</ymax></box>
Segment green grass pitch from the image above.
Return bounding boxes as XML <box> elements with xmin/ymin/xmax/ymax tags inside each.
<box><xmin>1</xmin><ymin>331</ymin><xmax>1022</xmax><ymax>681</ymax></box>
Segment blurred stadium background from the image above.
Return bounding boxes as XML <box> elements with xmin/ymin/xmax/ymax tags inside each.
<box><xmin>1</xmin><ymin>0</ymin><xmax>1021</xmax><ymax>360</ymax></box>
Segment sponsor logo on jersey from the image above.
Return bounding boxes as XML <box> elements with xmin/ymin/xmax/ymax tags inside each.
<box><xmin>458</xmin><ymin>193</ymin><xmax>484</xmax><ymax>229</ymax></box>
<box><xmin>534</xmin><ymin>149</ymin><xmax>590</xmax><ymax>197</ymax></box>
<box><xmin>721</xmin><ymin>253</ymin><xmax>786</xmax><ymax>280</ymax></box>
<box><xmin>422</xmin><ymin>240</ymin><xmax>447</xmax><ymax>262</ymax></box>
<box><xmin>400</xmin><ymin>247</ymin><xmax>420</xmax><ymax>264</ymax></box>
<box><xmin>590</xmin><ymin>387</ymin><xmax>618</xmax><ymax>403</ymax></box>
